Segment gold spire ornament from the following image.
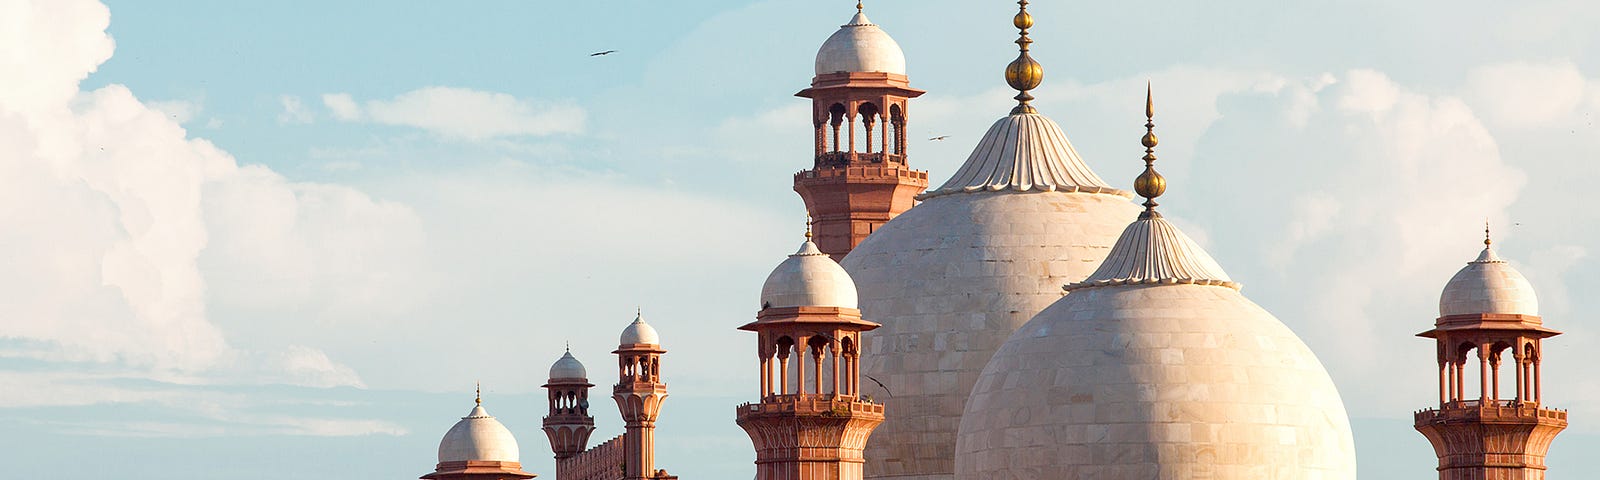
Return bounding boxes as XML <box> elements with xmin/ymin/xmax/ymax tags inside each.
<box><xmin>857</xmin><ymin>0</ymin><xmax>864</xmax><ymax>13</ymax></box>
<box><xmin>1485</xmin><ymin>220</ymin><xmax>1492</xmax><ymax>246</ymax></box>
<box><xmin>1005</xmin><ymin>0</ymin><xmax>1043</xmax><ymax>114</ymax></box>
<box><xmin>475</xmin><ymin>382</ymin><xmax>482</xmax><ymax>405</ymax></box>
<box><xmin>1134</xmin><ymin>82</ymin><xmax>1167</xmax><ymax>219</ymax></box>
<box><xmin>805</xmin><ymin>214</ymin><xmax>814</xmax><ymax>239</ymax></box>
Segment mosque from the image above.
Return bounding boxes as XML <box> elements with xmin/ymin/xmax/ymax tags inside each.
<box><xmin>412</xmin><ymin>2</ymin><xmax>1569</xmax><ymax>480</ymax></box>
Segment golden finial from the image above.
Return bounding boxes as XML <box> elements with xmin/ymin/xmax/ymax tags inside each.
<box><xmin>805</xmin><ymin>214</ymin><xmax>814</xmax><ymax>239</ymax></box>
<box><xmin>475</xmin><ymin>381</ymin><xmax>482</xmax><ymax>405</ymax></box>
<box><xmin>1005</xmin><ymin>0</ymin><xmax>1043</xmax><ymax>114</ymax></box>
<box><xmin>1484</xmin><ymin>220</ymin><xmax>1492</xmax><ymax>247</ymax></box>
<box><xmin>1134</xmin><ymin>82</ymin><xmax>1167</xmax><ymax>219</ymax></box>
<box><xmin>857</xmin><ymin>0</ymin><xmax>863</xmax><ymax>13</ymax></box>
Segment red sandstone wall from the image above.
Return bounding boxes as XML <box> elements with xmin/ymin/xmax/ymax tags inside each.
<box><xmin>558</xmin><ymin>435</ymin><xmax>625</xmax><ymax>480</ymax></box>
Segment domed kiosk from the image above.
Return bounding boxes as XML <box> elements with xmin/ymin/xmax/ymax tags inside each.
<box><xmin>953</xmin><ymin>90</ymin><xmax>1356</xmax><ymax>479</ymax></box>
<box><xmin>843</xmin><ymin>4</ymin><xmax>1139</xmax><ymax>477</ymax></box>
<box><xmin>423</xmin><ymin>391</ymin><xmax>537</xmax><ymax>480</ymax></box>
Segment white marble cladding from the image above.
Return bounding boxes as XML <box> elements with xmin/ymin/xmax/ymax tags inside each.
<box><xmin>920</xmin><ymin>113</ymin><xmax>1129</xmax><ymax>200</ymax></box>
<box><xmin>438</xmin><ymin>405</ymin><xmax>521</xmax><ymax>463</ymax></box>
<box><xmin>1439</xmin><ymin>247</ymin><xmax>1539</xmax><ymax>317</ymax></box>
<box><xmin>549</xmin><ymin>350</ymin><xmax>587</xmax><ymax>380</ymax></box>
<box><xmin>815</xmin><ymin>11</ymin><xmax>907</xmax><ymax>75</ymax></box>
<box><xmin>842</xmin><ymin>190</ymin><xmax>1139</xmax><ymax>478</ymax></box>
<box><xmin>761</xmin><ymin>240</ymin><xmax>859</xmax><ymax>309</ymax></box>
<box><xmin>1068</xmin><ymin>216</ymin><xmax>1238</xmax><ymax>291</ymax></box>
<box><xmin>955</xmin><ymin>284</ymin><xmax>1357</xmax><ymax>479</ymax></box>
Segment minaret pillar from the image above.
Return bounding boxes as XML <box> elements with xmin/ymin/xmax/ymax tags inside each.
<box><xmin>613</xmin><ymin>313</ymin><xmax>670</xmax><ymax>480</ymax></box>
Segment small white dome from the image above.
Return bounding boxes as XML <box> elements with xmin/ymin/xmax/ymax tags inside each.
<box><xmin>620</xmin><ymin>313</ymin><xmax>660</xmax><ymax>345</ymax></box>
<box><xmin>761</xmin><ymin>239</ymin><xmax>859</xmax><ymax>309</ymax></box>
<box><xmin>548</xmin><ymin>350</ymin><xmax>586</xmax><ymax>380</ymax></box>
<box><xmin>814</xmin><ymin>10</ymin><xmax>907</xmax><ymax>75</ymax></box>
<box><xmin>437</xmin><ymin>404</ymin><xmax>520</xmax><ymax>463</ymax></box>
<box><xmin>1439</xmin><ymin>246</ymin><xmax>1539</xmax><ymax>317</ymax></box>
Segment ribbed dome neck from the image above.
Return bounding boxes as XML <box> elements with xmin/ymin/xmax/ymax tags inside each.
<box><xmin>920</xmin><ymin>113</ymin><xmax>1131</xmax><ymax>200</ymax></box>
<box><xmin>1065</xmin><ymin>215</ymin><xmax>1237</xmax><ymax>291</ymax></box>
<box><xmin>846</xmin><ymin>11</ymin><xmax>874</xmax><ymax>26</ymax></box>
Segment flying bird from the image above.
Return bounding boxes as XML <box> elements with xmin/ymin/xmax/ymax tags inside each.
<box><xmin>865</xmin><ymin>375</ymin><xmax>892</xmax><ymax>397</ymax></box>
<box><xmin>928</xmin><ymin>135</ymin><xmax>951</xmax><ymax>141</ymax></box>
<box><xmin>589</xmin><ymin>50</ymin><xmax>618</xmax><ymax>57</ymax></box>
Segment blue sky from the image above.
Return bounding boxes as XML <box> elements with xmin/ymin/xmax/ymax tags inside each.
<box><xmin>2</xmin><ymin>0</ymin><xmax>1598</xmax><ymax>478</ymax></box>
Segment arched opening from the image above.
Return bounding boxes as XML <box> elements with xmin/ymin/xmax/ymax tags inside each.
<box><xmin>840</xmin><ymin>336</ymin><xmax>858</xmax><ymax>396</ymax></box>
<box><xmin>889</xmin><ymin>104</ymin><xmax>905</xmax><ymax>157</ymax></box>
<box><xmin>808</xmin><ymin>335</ymin><xmax>832</xmax><ymax>396</ymax></box>
<box><xmin>858</xmin><ymin>103</ymin><xmax>880</xmax><ymax>156</ymax></box>
<box><xmin>827</xmin><ymin>104</ymin><xmax>847</xmax><ymax>153</ymax></box>
<box><xmin>776</xmin><ymin>336</ymin><xmax>796</xmax><ymax>395</ymax></box>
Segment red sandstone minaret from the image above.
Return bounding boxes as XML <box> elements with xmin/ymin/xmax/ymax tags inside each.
<box><xmin>1415</xmin><ymin>232</ymin><xmax>1567</xmax><ymax>479</ymax></box>
<box><xmin>738</xmin><ymin>234</ymin><xmax>885</xmax><ymax>479</ymax></box>
<box><xmin>613</xmin><ymin>313</ymin><xmax>672</xmax><ymax>480</ymax></box>
<box><xmin>542</xmin><ymin>349</ymin><xmax>596</xmax><ymax>478</ymax></box>
<box><xmin>794</xmin><ymin>3</ymin><xmax>928</xmax><ymax>260</ymax></box>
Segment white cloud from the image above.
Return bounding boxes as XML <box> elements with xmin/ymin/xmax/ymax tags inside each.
<box><xmin>0</xmin><ymin>0</ymin><xmax>417</xmax><ymax>394</ymax></box>
<box><xmin>327</xmin><ymin>86</ymin><xmax>585</xmax><ymax>141</ymax></box>
<box><xmin>147</xmin><ymin>99</ymin><xmax>200</xmax><ymax>124</ymax></box>
<box><xmin>321</xmin><ymin>92</ymin><xmax>360</xmax><ymax>121</ymax></box>
<box><xmin>277</xmin><ymin>94</ymin><xmax>314</xmax><ymax>124</ymax></box>
<box><xmin>1464</xmin><ymin>60</ymin><xmax>1589</xmax><ymax>128</ymax></box>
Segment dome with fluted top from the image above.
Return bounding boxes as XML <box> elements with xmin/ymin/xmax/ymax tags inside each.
<box><xmin>815</xmin><ymin>10</ymin><xmax>906</xmax><ymax>75</ymax></box>
<box><xmin>437</xmin><ymin>404</ymin><xmax>520</xmax><ymax>463</ymax></box>
<box><xmin>1439</xmin><ymin>246</ymin><xmax>1539</xmax><ymax>317</ymax></box>
<box><xmin>761</xmin><ymin>239</ymin><xmax>858</xmax><ymax>309</ymax></box>
<box><xmin>845</xmin><ymin>109</ymin><xmax>1138</xmax><ymax>477</ymax></box>
<box><xmin>954</xmin><ymin>215</ymin><xmax>1356</xmax><ymax>479</ymax></box>
<box><xmin>548</xmin><ymin>350</ymin><xmax>586</xmax><ymax>380</ymax></box>
<box><xmin>620</xmin><ymin>313</ymin><xmax>660</xmax><ymax>345</ymax></box>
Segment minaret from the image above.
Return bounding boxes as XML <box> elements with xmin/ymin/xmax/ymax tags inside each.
<box><xmin>738</xmin><ymin>229</ymin><xmax>885</xmax><ymax>480</ymax></box>
<box><xmin>542</xmin><ymin>348</ymin><xmax>595</xmax><ymax>477</ymax></box>
<box><xmin>1414</xmin><ymin>228</ymin><xmax>1567</xmax><ymax>479</ymax></box>
<box><xmin>613</xmin><ymin>312</ymin><xmax>669</xmax><ymax>480</ymax></box>
<box><xmin>794</xmin><ymin>2</ymin><xmax>929</xmax><ymax>260</ymax></box>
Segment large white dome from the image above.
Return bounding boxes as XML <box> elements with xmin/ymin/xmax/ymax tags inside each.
<box><xmin>954</xmin><ymin>216</ymin><xmax>1357</xmax><ymax>478</ymax></box>
<box><xmin>437</xmin><ymin>404</ymin><xmax>521</xmax><ymax>463</ymax></box>
<box><xmin>1439</xmin><ymin>246</ymin><xmax>1538</xmax><ymax>317</ymax></box>
<box><xmin>844</xmin><ymin>112</ymin><xmax>1137</xmax><ymax>478</ymax></box>
<box><xmin>815</xmin><ymin>10</ymin><xmax>906</xmax><ymax>75</ymax></box>
<box><xmin>761</xmin><ymin>239</ymin><xmax>858</xmax><ymax>309</ymax></box>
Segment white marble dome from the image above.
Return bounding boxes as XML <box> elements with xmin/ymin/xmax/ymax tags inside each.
<box><xmin>761</xmin><ymin>239</ymin><xmax>858</xmax><ymax>309</ymax></box>
<box><xmin>814</xmin><ymin>10</ymin><xmax>906</xmax><ymax>75</ymax></box>
<box><xmin>437</xmin><ymin>404</ymin><xmax>520</xmax><ymax>463</ymax></box>
<box><xmin>954</xmin><ymin>215</ymin><xmax>1357</xmax><ymax>479</ymax></box>
<box><xmin>548</xmin><ymin>350</ymin><xmax>586</xmax><ymax>380</ymax></box>
<box><xmin>844</xmin><ymin>111</ymin><xmax>1139</xmax><ymax>478</ymax></box>
<box><xmin>1439</xmin><ymin>246</ymin><xmax>1538</xmax><ymax>317</ymax></box>
<box><xmin>620</xmin><ymin>313</ymin><xmax>660</xmax><ymax>345</ymax></box>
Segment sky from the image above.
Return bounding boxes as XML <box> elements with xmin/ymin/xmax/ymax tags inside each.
<box><xmin>0</xmin><ymin>0</ymin><xmax>1598</xmax><ymax>478</ymax></box>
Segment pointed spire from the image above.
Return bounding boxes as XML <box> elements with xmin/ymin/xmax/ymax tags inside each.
<box><xmin>1135</xmin><ymin>82</ymin><xmax>1167</xmax><ymax>219</ymax></box>
<box><xmin>805</xmin><ymin>214</ymin><xmax>815</xmax><ymax>239</ymax></box>
<box><xmin>475</xmin><ymin>381</ymin><xmax>482</xmax><ymax>405</ymax></box>
<box><xmin>1485</xmin><ymin>219</ymin><xmax>1493</xmax><ymax>247</ymax></box>
<box><xmin>1005</xmin><ymin>1</ymin><xmax>1043</xmax><ymax>114</ymax></box>
<box><xmin>857</xmin><ymin>0</ymin><xmax>864</xmax><ymax>13</ymax></box>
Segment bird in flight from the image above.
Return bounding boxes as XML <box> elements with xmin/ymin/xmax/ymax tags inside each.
<box><xmin>865</xmin><ymin>375</ymin><xmax>893</xmax><ymax>397</ymax></box>
<box><xmin>590</xmin><ymin>50</ymin><xmax>618</xmax><ymax>57</ymax></box>
<box><xmin>928</xmin><ymin>135</ymin><xmax>951</xmax><ymax>141</ymax></box>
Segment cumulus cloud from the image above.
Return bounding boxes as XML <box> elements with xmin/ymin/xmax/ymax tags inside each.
<box><xmin>0</xmin><ymin>0</ymin><xmax>420</xmax><ymax>395</ymax></box>
<box><xmin>1464</xmin><ymin>60</ymin><xmax>1590</xmax><ymax>128</ymax></box>
<box><xmin>324</xmin><ymin>87</ymin><xmax>585</xmax><ymax>140</ymax></box>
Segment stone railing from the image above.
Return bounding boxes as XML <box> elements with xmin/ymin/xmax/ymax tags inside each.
<box><xmin>1415</xmin><ymin>402</ymin><xmax>1568</xmax><ymax>423</ymax></box>
<box><xmin>814</xmin><ymin>151</ymin><xmax>906</xmax><ymax>168</ymax></box>
<box><xmin>738</xmin><ymin>394</ymin><xmax>884</xmax><ymax>417</ymax></box>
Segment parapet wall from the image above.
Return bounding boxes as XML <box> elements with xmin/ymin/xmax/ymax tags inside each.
<box><xmin>558</xmin><ymin>435</ymin><xmax>624</xmax><ymax>480</ymax></box>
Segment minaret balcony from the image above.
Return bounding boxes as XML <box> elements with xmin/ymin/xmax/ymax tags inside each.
<box><xmin>813</xmin><ymin>151</ymin><xmax>906</xmax><ymax>168</ymax></box>
<box><xmin>1415</xmin><ymin>401</ymin><xmax>1568</xmax><ymax>426</ymax></box>
<box><xmin>738</xmin><ymin>394</ymin><xmax>884</xmax><ymax>418</ymax></box>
